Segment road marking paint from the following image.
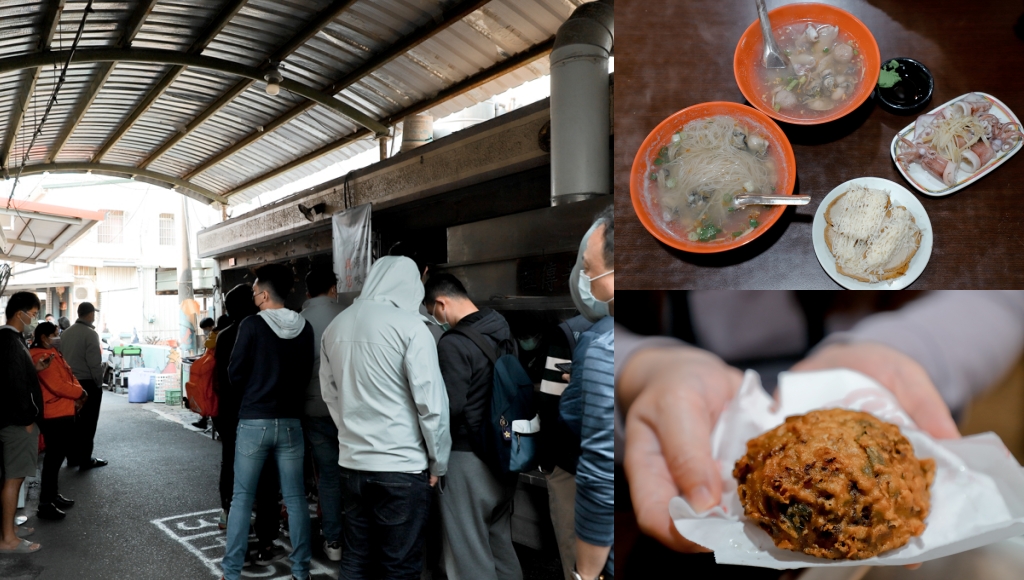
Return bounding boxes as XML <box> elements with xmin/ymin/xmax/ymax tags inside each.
<box><xmin>152</xmin><ymin>509</ymin><xmax>336</xmax><ymax>578</ymax></box>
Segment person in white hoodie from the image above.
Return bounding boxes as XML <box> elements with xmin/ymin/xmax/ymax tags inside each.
<box><xmin>220</xmin><ymin>263</ymin><xmax>315</xmax><ymax>580</ymax></box>
<box><xmin>320</xmin><ymin>256</ymin><xmax>451</xmax><ymax>580</ymax></box>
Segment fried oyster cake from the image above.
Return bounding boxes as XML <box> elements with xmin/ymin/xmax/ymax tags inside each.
<box><xmin>733</xmin><ymin>408</ymin><xmax>935</xmax><ymax>559</ymax></box>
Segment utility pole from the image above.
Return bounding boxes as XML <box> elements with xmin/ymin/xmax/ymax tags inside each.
<box><xmin>178</xmin><ymin>196</ymin><xmax>197</xmax><ymax>356</ymax></box>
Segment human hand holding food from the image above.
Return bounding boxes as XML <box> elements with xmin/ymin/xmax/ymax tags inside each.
<box><xmin>791</xmin><ymin>342</ymin><xmax>960</xmax><ymax>440</ymax></box>
<box><xmin>620</xmin><ymin>345</ymin><xmax>744</xmax><ymax>552</ymax></box>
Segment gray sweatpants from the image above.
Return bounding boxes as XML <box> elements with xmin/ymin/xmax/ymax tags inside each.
<box><xmin>546</xmin><ymin>466</ymin><xmax>577</xmax><ymax>580</ymax></box>
<box><xmin>440</xmin><ymin>451</ymin><xmax>523</xmax><ymax>580</ymax></box>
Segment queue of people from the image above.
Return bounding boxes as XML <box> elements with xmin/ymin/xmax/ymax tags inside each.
<box><xmin>1</xmin><ymin>295</ymin><xmax>110</xmax><ymax>555</ymax></box>
<box><xmin>201</xmin><ymin>206</ymin><xmax>615</xmax><ymax>580</ymax></box>
<box><xmin>0</xmin><ymin>206</ymin><xmax>615</xmax><ymax>579</ymax></box>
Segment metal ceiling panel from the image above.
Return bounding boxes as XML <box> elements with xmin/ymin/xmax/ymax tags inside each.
<box><xmin>0</xmin><ymin>0</ymin><xmax>594</xmax><ymax>205</ymax></box>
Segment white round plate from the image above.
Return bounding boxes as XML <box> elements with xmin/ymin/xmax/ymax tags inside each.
<box><xmin>812</xmin><ymin>177</ymin><xmax>933</xmax><ymax>290</ymax></box>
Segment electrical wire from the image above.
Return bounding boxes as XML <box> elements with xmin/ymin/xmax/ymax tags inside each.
<box><xmin>0</xmin><ymin>263</ymin><xmax>12</xmax><ymax>296</ymax></box>
<box><xmin>6</xmin><ymin>0</ymin><xmax>95</xmax><ymax>210</ymax></box>
<box><xmin>2</xmin><ymin>1</ymin><xmax>95</xmax><ymax>265</ymax></box>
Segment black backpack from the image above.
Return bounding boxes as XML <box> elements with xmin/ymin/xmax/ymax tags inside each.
<box><xmin>451</xmin><ymin>326</ymin><xmax>540</xmax><ymax>475</ymax></box>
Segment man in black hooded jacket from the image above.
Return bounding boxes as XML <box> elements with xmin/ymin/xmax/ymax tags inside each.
<box><xmin>210</xmin><ymin>284</ymin><xmax>280</xmax><ymax>564</ymax></box>
<box><xmin>425</xmin><ymin>274</ymin><xmax>522</xmax><ymax>580</ymax></box>
<box><xmin>1</xmin><ymin>292</ymin><xmax>47</xmax><ymax>554</ymax></box>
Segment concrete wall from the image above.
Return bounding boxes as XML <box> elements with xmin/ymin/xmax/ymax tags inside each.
<box><xmin>198</xmin><ymin>98</ymin><xmax>554</xmax><ymax>261</ymax></box>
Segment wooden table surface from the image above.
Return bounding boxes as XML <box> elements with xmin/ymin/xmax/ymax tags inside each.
<box><xmin>615</xmin><ymin>0</ymin><xmax>1024</xmax><ymax>289</ymax></box>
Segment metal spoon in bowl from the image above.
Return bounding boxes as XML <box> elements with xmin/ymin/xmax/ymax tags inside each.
<box><xmin>756</xmin><ymin>0</ymin><xmax>787</xmax><ymax>69</ymax></box>
<box><xmin>732</xmin><ymin>194</ymin><xmax>810</xmax><ymax>208</ymax></box>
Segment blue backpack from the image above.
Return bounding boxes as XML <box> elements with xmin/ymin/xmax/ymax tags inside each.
<box><xmin>452</xmin><ymin>326</ymin><xmax>540</xmax><ymax>475</ymax></box>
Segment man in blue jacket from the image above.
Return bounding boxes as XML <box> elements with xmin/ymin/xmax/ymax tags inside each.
<box><xmin>220</xmin><ymin>264</ymin><xmax>315</xmax><ymax>580</ymax></box>
<box><xmin>1</xmin><ymin>292</ymin><xmax>48</xmax><ymax>554</ymax></box>
<box><xmin>563</xmin><ymin>206</ymin><xmax>614</xmax><ymax>580</ymax></box>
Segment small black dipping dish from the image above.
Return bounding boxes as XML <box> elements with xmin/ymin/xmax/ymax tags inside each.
<box><xmin>876</xmin><ymin>57</ymin><xmax>933</xmax><ymax>115</ymax></box>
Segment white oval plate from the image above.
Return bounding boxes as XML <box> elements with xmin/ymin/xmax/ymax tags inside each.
<box><xmin>889</xmin><ymin>92</ymin><xmax>1022</xmax><ymax>196</ymax></box>
<box><xmin>812</xmin><ymin>177</ymin><xmax>932</xmax><ymax>289</ymax></box>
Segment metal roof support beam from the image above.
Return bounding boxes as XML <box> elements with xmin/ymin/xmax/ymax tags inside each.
<box><xmin>0</xmin><ymin>48</ymin><xmax>388</xmax><ymax>136</ymax></box>
<box><xmin>47</xmin><ymin>0</ymin><xmax>160</xmax><ymax>162</ymax></box>
<box><xmin>138</xmin><ymin>0</ymin><xmax>358</xmax><ymax>169</ymax></box>
<box><xmin>39</xmin><ymin>0</ymin><xmax>67</xmax><ymax>45</ymax></box>
<box><xmin>7</xmin><ymin>239</ymin><xmax>55</xmax><ymax>250</ymax></box>
<box><xmin>16</xmin><ymin>162</ymin><xmax>229</xmax><ymax>205</ymax></box>
<box><xmin>92</xmin><ymin>0</ymin><xmax>250</xmax><ymax>163</ymax></box>
<box><xmin>121</xmin><ymin>0</ymin><xmax>160</xmax><ymax>44</ymax></box>
<box><xmin>223</xmin><ymin>37</ymin><xmax>555</xmax><ymax>198</ymax></box>
<box><xmin>0</xmin><ymin>0</ymin><xmax>66</xmax><ymax>170</ymax></box>
<box><xmin>182</xmin><ymin>0</ymin><xmax>490</xmax><ymax>181</ymax></box>
<box><xmin>46</xmin><ymin>62</ymin><xmax>116</xmax><ymax>162</ymax></box>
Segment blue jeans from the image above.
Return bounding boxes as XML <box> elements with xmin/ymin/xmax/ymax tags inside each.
<box><xmin>339</xmin><ymin>467</ymin><xmax>433</xmax><ymax>580</ymax></box>
<box><xmin>304</xmin><ymin>416</ymin><xmax>343</xmax><ymax>543</ymax></box>
<box><xmin>221</xmin><ymin>419</ymin><xmax>311</xmax><ymax>580</ymax></box>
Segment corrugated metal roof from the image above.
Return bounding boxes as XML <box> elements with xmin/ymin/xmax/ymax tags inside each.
<box><xmin>0</xmin><ymin>0</ymin><xmax>592</xmax><ymax>206</ymax></box>
<box><xmin>0</xmin><ymin>198</ymin><xmax>106</xmax><ymax>263</ymax></box>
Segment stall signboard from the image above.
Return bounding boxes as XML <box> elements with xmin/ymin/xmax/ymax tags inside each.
<box><xmin>332</xmin><ymin>203</ymin><xmax>372</xmax><ymax>294</ymax></box>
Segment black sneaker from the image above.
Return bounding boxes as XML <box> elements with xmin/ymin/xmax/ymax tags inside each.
<box><xmin>37</xmin><ymin>503</ymin><xmax>66</xmax><ymax>521</ymax></box>
<box><xmin>255</xmin><ymin>544</ymin><xmax>284</xmax><ymax>566</ymax></box>
<box><xmin>79</xmin><ymin>457</ymin><xmax>108</xmax><ymax>471</ymax></box>
<box><xmin>53</xmin><ymin>495</ymin><xmax>75</xmax><ymax>510</ymax></box>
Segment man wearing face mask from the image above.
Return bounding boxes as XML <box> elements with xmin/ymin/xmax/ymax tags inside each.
<box><xmin>562</xmin><ymin>206</ymin><xmax>614</xmax><ymax>580</ymax></box>
<box><xmin>1</xmin><ymin>292</ymin><xmax>47</xmax><ymax>554</ymax></box>
<box><xmin>221</xmin><ymin>264</ymin><xmax>314</xmax><ymax>580</ymax></box>
<box><xmin>537</xmin><ymin>217</ymin><xmax>606</xmax><ymax>580</ymax></box>
<box><xmin>59</xmin><ymin>302</ymin><xmax>107</xmax><ymax>471</ymax></box>
<box><xmin>424</xmin><ymin>273</ymin><xmax>523</xmax><ymax>580</ymax></box>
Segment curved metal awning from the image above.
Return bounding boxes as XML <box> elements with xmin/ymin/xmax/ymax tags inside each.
<box><xmin>0</xmin><ymin>0</ymin><xmax>586</xmax><ymax>206</ymax></box>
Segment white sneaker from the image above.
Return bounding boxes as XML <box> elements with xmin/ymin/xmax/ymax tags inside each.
<box><xmin>324</xmin><ymin>540</ymin><xmax>342</xmax><ymax>561</ymax></box>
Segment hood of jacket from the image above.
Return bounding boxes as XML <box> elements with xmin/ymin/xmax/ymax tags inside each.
<box><xmin>258</xmin><ymin>308</ymin><xmax>307</xmax><ymax>339</ymax></box>
<box><xmin>458</xmin><ymin>308</ymin><xmax>512</xmax><ymax>344</ymax></box>
<box><xmin>569</xmin><ymin>221</ymin><xmax>604</xmax><ymax>323</ymax></box>
<box><xmin>356</xmin><ymin>256</ymin><xmax>424</xmax><ymax>313</ymax></box>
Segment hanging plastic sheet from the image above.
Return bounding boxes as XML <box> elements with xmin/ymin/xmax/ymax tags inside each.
<box><xmin>332</xmin><ymin>203</ymin><xmax>372</xmax><ymax>294</ymax></box>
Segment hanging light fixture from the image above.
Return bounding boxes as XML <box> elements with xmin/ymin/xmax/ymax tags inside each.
<box><xmin>264</xmin><ymin>66</ymin><xmax>283</xmax><ymax>96</ymax></box>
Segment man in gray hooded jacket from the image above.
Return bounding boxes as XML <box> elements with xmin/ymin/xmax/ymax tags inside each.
<box><xmin>320</xmin><ymin>256</ymin><xmax>450</xmax><ymax>580</ymax></box>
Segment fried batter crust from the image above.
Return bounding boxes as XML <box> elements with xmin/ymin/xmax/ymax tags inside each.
<box><xmin>733</xmin><ymin>408</ymin><xmax>934</xmax><ymax>559</ymax></box>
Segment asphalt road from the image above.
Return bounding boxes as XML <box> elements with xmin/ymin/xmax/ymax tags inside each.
<box><xmin>0</xmin><ymin>392</ymin><xmax>563</xmax><ymax>580</ymax></box>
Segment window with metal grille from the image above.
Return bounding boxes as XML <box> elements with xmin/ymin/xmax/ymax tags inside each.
<box><xmin>159</xmin><ymin>213</ymin><xmax>175</xmax><ymax>246</ymax></box>
<box><xmin>97</xmin><ymin>210</ymin><xmax>124</xmax><ymax>244</ymax></box>
<box><xmin>73</xmin><ymin>266</ymin><xmax>96</xmax><ymax>276</ymax></box>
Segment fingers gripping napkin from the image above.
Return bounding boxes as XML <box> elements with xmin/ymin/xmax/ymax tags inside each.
<box><xmin>668</xmin><ymin>369</ymin><xmax>1024</xmax><ymax>569</ymax></box>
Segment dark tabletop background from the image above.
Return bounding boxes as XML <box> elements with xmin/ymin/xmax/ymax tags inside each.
<box><xmin>615</xmin><ymin>0</ymin><xmax>1024</xmax><ymax>289</ymax></box>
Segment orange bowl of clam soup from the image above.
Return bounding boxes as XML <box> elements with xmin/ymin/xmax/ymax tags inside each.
<box><xmin>734</xmin><ymin>2</ymin><xmax>880</xmax><ymax>125</ymax></box>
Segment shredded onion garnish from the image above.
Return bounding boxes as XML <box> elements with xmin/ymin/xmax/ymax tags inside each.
<box><xmin>926</xmin><ymin>110</ymin><xmax>987</xmax><ymax>167</ymax></box>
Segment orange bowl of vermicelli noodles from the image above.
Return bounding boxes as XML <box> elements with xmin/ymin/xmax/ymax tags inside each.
<box><xmin>630</xmin><ymin>101</ymin><xmax>797</xmax><ymax>253</ymax></box>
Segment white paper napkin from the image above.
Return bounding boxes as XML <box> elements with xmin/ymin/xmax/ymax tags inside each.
<box><xmin>669</xmin><ymin>369</ymin><xmax>1024</xmax><ymax>569</ymax></box>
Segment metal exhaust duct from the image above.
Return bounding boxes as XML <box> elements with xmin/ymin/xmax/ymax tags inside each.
<box><xmin>550</xmin><ymin>0</ymin><xmax>613</xmax><ymax>206</ymax></box>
